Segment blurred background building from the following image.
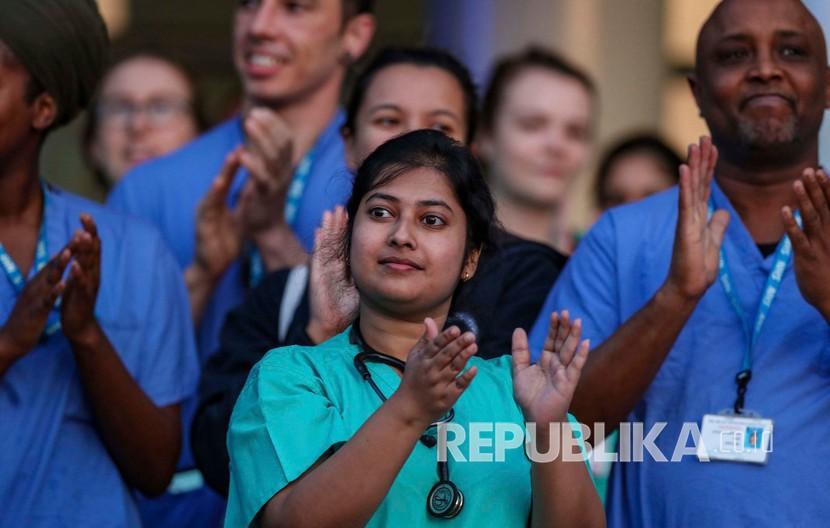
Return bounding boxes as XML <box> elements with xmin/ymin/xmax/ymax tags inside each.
<box><xmin>41</xmin><ymin>0</ymin><xmax>830</xmax><ymax>229</ymax></box>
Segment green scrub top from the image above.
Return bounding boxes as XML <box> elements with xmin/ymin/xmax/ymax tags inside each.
<box><xmin>225</xmin><ymin>329</ymin><xmax>586</xmax><ymax>527</ymax></box>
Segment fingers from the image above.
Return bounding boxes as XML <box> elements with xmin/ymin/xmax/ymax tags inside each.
<box><xmin>687</xmin><ymin>142</ymin><xmax>701</xmax><ymax>206</ymax></box>
<box><xmin>701</xmin><ymin>137</ymin><xmax>718</xmax><ymax>203</ymax></box>
<box><xmin>244</xmin><ymin>108</ymin><xmax>293</xmax><ymax>184</ymax></box>
<box><xmin>42</xmin><ymin>247</ymin><xmax>72</xmax><ymax>284</ymax></box>
<box><xmin>542</xmin><ymin>311</ymin><xmax>561</xmax><ymax>355</ymax></box>
<box><xmin>678</xmin><ymin>164</ymin><xmax>692</xmax><ymax>218</ymax></box>
<box><xmin>565</xmin><ymin>339</ymin><xmax>590</xmax><ymax>383</ymax></box>
<box><xmin>511</xmin><ymin>328</ymin><xmax>530</xmax><ymax>376</ymax></box>
<box><xmin>782</xmin><ymin>205</ymin><xmax>811</xmax><ymax>255</ymax></box>
<box><xmin>434</xmin><ymin>331</ymin><xmax>476</xmax><ymax>371</ymax></box>
<box><xmin>449</xmin><ymin>365</ymin><xmax>477</xmax><ymax>397</ymax></box>
<box><xmin>708</xmin><ymin>209</ymin><xmax>730</xmax><ymax>250</ymax></box>
<box><xmin>422</xmin><ymin>323</ymin><xmax>459</xmax><ymax>359</ymax></box>
<box><xmin>205</xmin><ymin>150</ymin><xmax>241</xmax><ymax>209</ymax></box>
<box><xmin>796</xmin><ymin>169</ymin><xmax>830</xmax><ymax>236</ymax></box>
<box><xmin>558</xmin><ymin>318</ymin><xmax>583</xmax><ymax>367</ymax></box>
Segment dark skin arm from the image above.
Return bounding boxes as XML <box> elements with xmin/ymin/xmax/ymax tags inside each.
<box><xmin>61</xmin><ymin>214</ymin><xmax>181</xmax><ymax>496</ymax></box>
<box><xmin>571</xmin><ymin>137</ymin><xmax>730</xmax><ymax>430</ymax></box>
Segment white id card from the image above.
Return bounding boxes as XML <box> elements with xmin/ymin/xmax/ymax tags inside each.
<box><xmin>697</xmin><ymin>413</ymin><xmax>773</xmax><ymax>464</ymax></box>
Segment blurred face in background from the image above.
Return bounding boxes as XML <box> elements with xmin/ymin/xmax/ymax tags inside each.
<box><xmin>479</xmin><ymin>67</ymin><xmax>594</xmax><ymax>210</ymax></box>
<box><xmin>344</xmin><ymin>63</ymin><xmax>468</xmax><ymax>168</ymax></box>
<box><xmin>600</xmin><ymin>152</ymin><xmax>677</xmax><ymax>209</ymax></box>
<box><xmin>233</xmin><ymin>0</ymin><xmax>372</xmax><ymax>107</ymax></box>
<box><xmin>90</xmin><ymin>56</ymin><xmax>199</xmax><ymax>184</ymax></box>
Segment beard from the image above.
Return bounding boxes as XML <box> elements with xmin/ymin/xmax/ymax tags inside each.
<box><xmin>736</xmin><ymin>113</ymin><xmax>799</xmax><ymax>149</ymax></box>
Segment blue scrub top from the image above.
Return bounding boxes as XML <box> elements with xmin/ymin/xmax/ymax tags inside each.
<box><xmin>0</xmin><ymin>184</ymin><xmax>198</xmax><ymax>527</ymax></box>
<box><xmin>107</xmin><ymin>112</ymin><xmax>351</xmax><ymax>527</ymax></box>
<box><xmin>529</xmin><ymin>182</ymin><xmax>830</xmax><ymax>527</ymax></box>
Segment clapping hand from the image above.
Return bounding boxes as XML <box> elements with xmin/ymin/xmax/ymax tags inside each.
<box><xmin>665</xmin><ymin>136</ymin><xmax>730</xmax><ymax>301</ymax></box>
<box><xmin>511</xmin><ymin>311</ymin><xmax>589</xmax><ymax>426</ymax></box>
<box><xmin>783</xmin><ymin>168</ymin><xmax>830</xmax><ymax>321</ymax></box>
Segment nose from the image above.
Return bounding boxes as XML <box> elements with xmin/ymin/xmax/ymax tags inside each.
<box><xmin>126</xmin><ymin>107</ymin><xmax>151</xmax><ymax>135</ymax></box>
<box><xmin>388</xmin><ymin>218</ymin><xmax>416</xmax><ymax>249</ymax></box>
<box><xmin>544</xmin><ymin>126</ymin><xmax>567</xmax><ymax>159</ymax></box>
<box><xmin>248</xmin><ymin>0</ymin><xmax>281</xmax><ymax>39</ymax></box>
<box><xmin>749</xmin><ymin>48</ymin><xmax>784</xmax><ymax>82</ymax></box>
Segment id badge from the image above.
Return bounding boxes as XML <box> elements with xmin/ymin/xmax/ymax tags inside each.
<box><xmin>697</xmin><ymin>412</ymin><xmax>773</xmax><ymax>464</ymax></box>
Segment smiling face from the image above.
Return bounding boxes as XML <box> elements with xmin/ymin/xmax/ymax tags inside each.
<box><xmin>345</xmin><ymin>64</ymin><xmax>468</xmax><ymax>168</ymax></box>
<box><xmin>691</xmin><ymin>0</ymin><xmax>830</xmax><ymax>164</ymax></box>
<box><xmin>349</xmin><ymin>167</ymin><xmax>476</xmax><ymax>318</ymax></box>
<box><xmin>480</xmin><ymin>67</ymin><xmax>594</xmax><ymax>209</ymax></box>
<box><xmin>233</xmin><ymin>0</ymin><xmax>368</xmax><ymax>107</ymax></box>
<box><xmin>90</xmin><ymin>56</ymin><xmax>199</xmax><ymax>183</ymax></box>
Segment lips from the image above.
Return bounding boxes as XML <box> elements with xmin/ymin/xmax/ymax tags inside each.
<box><xmin>740</xmin><ymin>92</ymin><xmax>795</xmax><ymax>110</ymax></box>
<box><xmin>378</xmin><ymin>256</ymin><xmax>424</xmax><ymax>271</ymax></box>
<box><xmin>243</xmin><ymin>50</ymin><xmax>289</xmax><ymax>78</ymax></box>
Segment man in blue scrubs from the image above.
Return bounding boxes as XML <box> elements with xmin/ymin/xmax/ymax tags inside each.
<box><xmin>530</xmin><ymin>0</ymin><xmax>830</xmax><ymax>525</ymax></box>
<box><xmin>107</xmin><ymin>1</ymin><xmax>376</xmax><ymax>526</ymax></box>
<box><xmin>0</xmin><ymin>1</ymin><xmax>198</xmax><ymax>526</ymax></box>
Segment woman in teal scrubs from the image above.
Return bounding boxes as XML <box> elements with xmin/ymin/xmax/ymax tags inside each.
<box><xmin>225</xmin><ymin>130</ymin><xmax>604</xmax><ymax>527</ymax></box>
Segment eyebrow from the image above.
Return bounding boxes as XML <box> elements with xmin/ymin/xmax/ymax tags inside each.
<box><xmin>368</xmin><ymin>104</ymin><xmax>461</xmax><ymax>120</ymax></box>
<box><xmin>366</xmin><ymin>192</ymin><xmax>454</xmax><ymax>212</ymax></box>
<box><xmin>716</xmin><ymin>29</ymin><xmax>807</xmax><ymax>44</ymax></box>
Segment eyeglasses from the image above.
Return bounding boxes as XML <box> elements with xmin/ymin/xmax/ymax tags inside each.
<box><xmin>96</xmin><ymin>98</ymin><xmax>193</xmax><ymax>128</ymax></box>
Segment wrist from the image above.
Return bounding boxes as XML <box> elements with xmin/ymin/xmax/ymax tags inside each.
<box><xmin>657</xmin><ymin>280</ymin><xmax>703</xmax><ymax>312</ymax></box>
<box><xmin>66</xmin><ymin>320</ymin><xmax>105</xmax><ymax>351</ymax></box>
<box><xmin>387</xmin><ymin>391</ymin><xmax>433</xmax><ymax>432</ymax></box>
<box><xmin>186</xmin><ymin>262</ymin><xmax>220</xmax><ymax>288</ymax></box>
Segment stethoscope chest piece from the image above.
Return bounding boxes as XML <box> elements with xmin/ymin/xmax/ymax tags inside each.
<box><xmin>427</xmin><ymin>480</ymin><xmax>464</xmax><ymax>519</ymax></box>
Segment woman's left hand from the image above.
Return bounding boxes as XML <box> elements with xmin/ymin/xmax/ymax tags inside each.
<box><xmin>512</xmin><ymin>311</ymin><xmax>589</xmax><ymax>426</ymax></box>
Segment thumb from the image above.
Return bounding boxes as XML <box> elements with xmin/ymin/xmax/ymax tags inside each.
<box><xmin>709</xmin><ymin>209</ymin><xmax>730</xmax><ymax>249</ymax></box>
<box><xmin>511</xmin><ymin>328</ymin><xmax>530</xmax><ymax>377</ymax></box>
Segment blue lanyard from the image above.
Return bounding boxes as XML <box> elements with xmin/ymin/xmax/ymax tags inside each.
<box><xmin>248</xmin><ymin>148</ymin><xmax>316</xmax><ymax>287</ymax></box>
<box><xmin>0</xmin><ymin>183</ymin><xmax>61</xmax><ymax>338</ymax></box>
<box><xmin>707</xmin><ymin>200</ymin><xmax>800</xmax><ymax>412</ymax></box>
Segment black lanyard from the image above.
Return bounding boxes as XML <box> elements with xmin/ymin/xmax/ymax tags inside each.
<box><xmin>350</xmin><ymin>323</ymin><xmax>464</xmax><ymax>519</ymax></box>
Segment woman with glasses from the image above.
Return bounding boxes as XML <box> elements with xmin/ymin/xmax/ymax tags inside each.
<box><xmin>224</xmin><ymin>130</ymin><xmax>604</xmax><ymax>527</ymax></box>
<box><xmin>83</xmin><ymin>53</ymin><xmax>205</xmax><ymax>191</ymax></box>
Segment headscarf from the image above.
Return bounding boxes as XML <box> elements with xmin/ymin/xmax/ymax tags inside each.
<box><xmin>0</xmin><ymin>0</ymin><xmax>109</xmax><ymax>127</ymax></box>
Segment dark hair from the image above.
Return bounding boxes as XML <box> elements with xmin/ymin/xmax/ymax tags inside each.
<box><xmin>342</xmin><ymin>0</ymin><xmax>374</xmax><ymax>19</ymax></box>
<box><xmin>81</xmin><ymin>52</ymin><xmax>207</xmax><ymax>191</ymax></box>
<box><xmin>342</xmin><ymin>129</ymin><xmax>496</xmax><ymax>276</ymax></box>
<box><xmin>342</xmin><ymin>47</ymin><xmax>478</xmax><ymax>144</ymax></box>
<box><xmin>481</xmin><ymin>46</ymin><xmax>596</xmax><ymax>132</ymax></box>
<box><xmin>594</xmin><ymin>133</ymin><xmax>682</xmax><ymax>208</ymax></box>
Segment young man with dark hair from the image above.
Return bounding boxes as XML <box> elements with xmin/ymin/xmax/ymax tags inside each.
<box><xmin>107</xmin><ymin>1</ymin><xmax>375</xmax><ymax>526</ymax></box>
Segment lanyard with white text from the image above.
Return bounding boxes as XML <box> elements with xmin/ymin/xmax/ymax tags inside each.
<box><xmin>708</xmin><ymin>200</ymin><xmax>801</xmax><ymax>413</ymax></box>
<box><xmin>0</xmin><ymin>183</ymin><xmax>61</xmax><ymax>338</ymax></box>
<box><xmin>248</xmin><ymin>149</ymin><xmax>316</xmax><ymax>287</ymax></box>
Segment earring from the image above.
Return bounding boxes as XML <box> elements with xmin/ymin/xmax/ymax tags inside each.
<box><xmin>462</xmin><ymin>272</ymin><xmax>470</xmax><ymax>281</ymax></box>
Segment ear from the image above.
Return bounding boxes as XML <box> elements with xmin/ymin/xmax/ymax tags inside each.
<box><xmin>340</xmin><ymin>13</ymin><xmax>375</xmax><ymax>65</ymax></box>
<box><xmin>342</xmin><ymin>127</ymin><xmax>358</xmax><ymax>171</ymax></box>
<box><xmin>687</xmin><ymin>74</ymin><xmax>704</xmax><ymax>118</ymax></box>
<box><xmin>461</xmin><ymin>247</ymin><xmax>480</xmax><ymax>282</ymax></box>
<box><xmin>824</xmin><ymin>66</ymin><xmax>830</xmax><ymax>110</ymax></box>
<box><xmin>30</xmin><ymin>92</ymin><xmax>58</xmax><ymax>131</ymax></box>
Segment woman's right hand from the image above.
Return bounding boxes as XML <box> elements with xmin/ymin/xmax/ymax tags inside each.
<box><xmin>392</xmin><ymin>318</ymin><xmax>478</xmax><ymax>426</ymax></box>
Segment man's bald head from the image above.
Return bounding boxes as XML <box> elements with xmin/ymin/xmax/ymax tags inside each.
<box><xmin>696</xmin><ymin>0</ymin><xmax>827</xmax><ymax>75</ymax></box>
<box><xmin>690</xmin><ymin>0</ymin><xmax>830</xmax><ymax>168</ymax></box>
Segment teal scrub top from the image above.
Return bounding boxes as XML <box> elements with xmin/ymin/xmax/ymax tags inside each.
<box><xmin>226</xmin><ymin>329</ymin><xmax>587</xmax><ymax>527</ymax></box>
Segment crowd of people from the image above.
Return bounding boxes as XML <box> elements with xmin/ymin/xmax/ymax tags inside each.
<box><xmin>1</xmin><ymin>0</ymin><xmax>829</xmax><ymax>527</ymax></box>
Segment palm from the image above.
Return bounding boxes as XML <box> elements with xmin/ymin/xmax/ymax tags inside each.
<box><xmin>511</xmin><ymin>311</ymin><xmax>588</xmax><ymax>426</ymax></box>
<box><xmin>668</xmin><ymin>137</ymin><xmax>730</xmax><ymax>298</ymax></box>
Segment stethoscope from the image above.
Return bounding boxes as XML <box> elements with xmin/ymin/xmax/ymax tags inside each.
<box><xmin>350</xmin><ymin>324</ymin><xmax>465</xmax><ymax>519</ymax></box>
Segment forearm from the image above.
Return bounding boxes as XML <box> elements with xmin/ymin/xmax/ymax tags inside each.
<box><xmin>185</xmin><ymin>264</ymin><xmax>219</xmax><ymax>324</ymax></box>
<box><xmin>262</xmin><ymin>393</ymin><xmax>427</xmax><ymax>528</ymax></box>
<box><xmin>252</xmin><ymin>224</ymin><xmax>308</xmax><ymax>272</ymax></box>
<box><xmin>69</xmin><ymin>323</ymin><xmax>181</xmax><ymax>496</ymax></box>
<box><xmin>530</xmin><ymin>423</ymin><xmax>605</xmax><ymax>528</ymax></box>
<box><xmin>0</xmin><ymin>329</ymin><xmax>27</xmax><ymax>378</ymax></box>
<box><xmin>571</xmin><ymin>283</ymin><xmax>701</xmax><ymax>429</ymax></box>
